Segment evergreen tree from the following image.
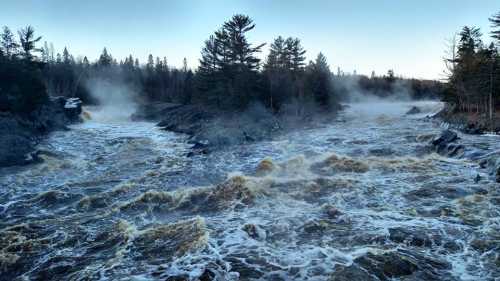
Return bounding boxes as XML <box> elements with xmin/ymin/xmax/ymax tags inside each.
<box><xmin>98</xmin><ymin>47</ymin><xmax>113</xmax><ymax>66</ymax></box>
<box><xmin>306</xmin><ymin>53</ymin><xmax>333</xmax><ymax>108</ymax></box>
<box><xmin>490</xmin><ymin>11</ymin><xmax>500</xmax><ymax>43</ymax></box>
<box><xmin>17</xmin><ymin>26</ymin><xmax>42</xmax><ymax>61</ymax></box>
<box><xmin>1</xmin><ymin>26</ymin><xmax>19</xmax><ymax>58</ymax></box>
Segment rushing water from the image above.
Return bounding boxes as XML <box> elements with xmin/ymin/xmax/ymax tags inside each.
<box><xmin>0</xmin><ymin>102</ymin><xmax>499</xmax><ymax>281</ymax></box>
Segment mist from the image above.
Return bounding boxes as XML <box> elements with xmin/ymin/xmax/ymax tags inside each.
<box><xmin>84</xmin><ymin>78</ymin><xmax>138</xmax><ymax>122</ymax></box>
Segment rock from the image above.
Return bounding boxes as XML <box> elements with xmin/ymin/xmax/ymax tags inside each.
<box><xmin>242</xmin><ymin>224</ymin><xmax>266</xmax><ymax>240</ymax></box>
<box><xmin>388</xmin><ymin>227</ymin><xmax>440</xmax><ymax>247</ymax></box>
<box><xmin>405</xmin><ymin>185</ymin><xmax>469</xmax><ymax>201</ymax></box>
<box><xmin>356</xmin><ymin>252</ymin><xmax>418</xmax><ymax>279</ymax></box>
<box><xmin>322</xmin><ymin>204</ymin><xmax>342</xmax><ymax>219</ymax></box>
<box><xmin>330</xmin><ymin>251</ymin><xmax>419</xmax><ymax>281</ymax></box>
<box><xmin>431</xmin><ymin>130</ymin><xmax>458</xmax><ymax>147</ymax></box>
<box><xmin>429</xmin><ymin>130</ymin><xmax>467</xmax><ymax>157</ymax></box>
<box><xmin>406</xmin><ymin>106</ymin><xmax>421</xmax><ymax>115</ymax></box>
<box><xmin>0</xmin><ymin>97</ymin><xmax>82</xmax><ymax>168</ymax></box>
<box><xmin>329</xmin><ymin>264</ymin><xmax>373</xmax><ymax>281</ymax></box>
<box><xmin>496</xmin><ymin>166</ymin><xmax>500</xmax><ymax>183</ymax></box>
<box><xmin>474</xmin><ymin>174</ymin><xmax>481</xmax><ymax>183</ymax></box>
<box><xmin>463</xmin><ymin>122</ymin><xmax>484</xmax><ymax>135</ymax></box>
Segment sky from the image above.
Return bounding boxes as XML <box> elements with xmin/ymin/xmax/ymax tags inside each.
<box><xmin>2</xmin><ymin>0</ymin><xmax>499</xmax><ymax>80</ymax></box>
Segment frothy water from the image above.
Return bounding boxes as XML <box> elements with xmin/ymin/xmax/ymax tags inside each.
<box><xmin>0</xmin><ymin>101</ymin><xmax>499</xmax><ymax>280</ymax></box>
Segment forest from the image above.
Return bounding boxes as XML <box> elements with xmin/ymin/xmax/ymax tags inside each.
<box><xmin>1</xmin><ymin>14</ymin><xmax>444</xmax><ymax>119</ymax></box>
<box><xmin>443</xmin><ymin>11</ymin><xmax>500</xmax><ymax>121</ymax></box>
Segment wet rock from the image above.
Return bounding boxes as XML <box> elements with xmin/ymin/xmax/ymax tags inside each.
<box><xmin>356</xmin><ymin>252</ymin><xmax>418</xmax><ymax>279</ymax></box>
<box><xmin>442</xmin><ymin>241</ymin><xmax>462</xmax><ymax>253</ymax></box>
<box><xmin>432</xmin><ymin>130</ymin><xmax>458</xmax><ymax>146</ymax></box>
<box><xmin>463</xmin><ymin>122</ymin><xmax>484</xmax><ymax>135</ymax></box>
<box><xmin>430</xmin><ymin>130</ymin><xmax>465</xmax><ymax>157</ymax></box>
<box><xmin>330</xmin><ymin>250</ymin><xmax>452</xmax><ymax>281</ymax></box>
<box><xmin>330</xmin><ymin>251</ymin><xmax>418</xmax><ymax>281</ymax></box>
<box><xmin>388</xmin><ymin>227</ymin><xmax>440</xmax><ymax>247</ymax></box>
<box><xmin>329</xmin><ymin>264</ymin><xmax>374</xmax><ymax>281</ymax></box>
<box><xmin>225</xmin><ymin>252</ymin><xmax>283</xmax><ymax>279</ymax></box>
<box><xmin>322</xmin><ymin>204</ymin><xmax>342</xmax><ymax>219</ymax></box>
<box><xmin>405</xmin><ymin>185</ymin><xmax>469</xmax><ymax>201</ymax></box>
<box><xmin>496</xmin><ymin>166</ymin><xmax>500</xmax><ymax>183</ymax></box>
<box><xmin>470</xmin><ymin>238</ymin><xmax>500</xmax><ymax>253</ymax></box>
<box><xmin>301</xmin><ymin>219</ymin><xmax>335</xmax><ymax>234</ymax></box>
<box><xmin>0</xmin><ymin>97</ymin><xmax>82</xmax><ymax>168</ymax></box>
<box><xmin>242</xmin><ymin>223</ymin><xmax>266</xmax><ymax>240</ymax></box>
<box><xmin>165</xmin><ymin>275</ymin><xmax>190</xmax><ymax>281</ymax></box>
<box><xmin>406</xmin><ymin>106</ymin><xmax>422</xmax><ymax>115</ymax></box>
<box><xmin>198</xmin><ymin>268</ymin><xmax>217</xmax><ymax>281</ymax></box>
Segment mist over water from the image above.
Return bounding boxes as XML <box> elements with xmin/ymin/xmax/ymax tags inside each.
<box><xmin>84</xmin><ymin>78</ymin><xmax>138</xmax><ymax>122</ymax></box>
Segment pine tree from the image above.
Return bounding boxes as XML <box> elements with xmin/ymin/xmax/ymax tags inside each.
<box><xmin>1</xmin><ymin>26</ymin><xmax>19</xmax><ymax>58</ymax></box>
<box><xmin>307</xmin><ymin>53</ymin><xmax>333</xmax><ymax>108</ymax></box>
<box><xmin>490</xmin><ymin>11</ymin><xmax>500</xmax><ymax>43</ymax></box>
<box><xmin>288</xmin><ymin>38</ymin><xmax>306</xmax><ymax>76</ymax></box>
<box><xmin>62</xmin><ymin>47</ymin><xmax>71</xmax><ymax>64</ymax></box>
<box><xmin>17</xmin><ymin>26</ymin><xmax>42</xmax><ymax>61</ymax></box>
<box><xmin>222</xmin><ymin>14</ymin><xmax>265</xmax><ymax>70</ymax></box>
<box><xmin>98</xmin><ymin>47</ymin><xmax>113</xmax><ymax>66</ymax></box>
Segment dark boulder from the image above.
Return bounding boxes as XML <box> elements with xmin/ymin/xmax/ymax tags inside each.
<box><xmin>429</xmin><ymin>130</ymin><xmax>466</xmax><ymax>157</ymax></box>
<box><xmin>388</xmin><ymin>227</ymin><xmax>441</xmax><ymax>247</ymax></box>
<box><xmin>330</xmin><ymin>251</ymin><xmax>451</xmax><ymax>281</ymax></box>
<box><xmin>431</xmin><ymin>130</ymin><xmax>458</xmax><ymax>147</ymax></box>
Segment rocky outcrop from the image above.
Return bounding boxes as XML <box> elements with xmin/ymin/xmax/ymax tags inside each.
<box><xmin>133</xmin><ymin>102</ymin><xmax>282</xmax><ymax>154</ymax></box>
<box><xmin>330</xmin><ymin>251</ymin><xmax>451</xmax><ymax>281</ymax></box>
<box><xmin>429</xmin><ymin>130</ymin><xmax>465</xmax><ymax>157</ymax></box>
<box><xmin>0</xmin><ymin>97</ymin><xmax>82</xmax><ymax>167</ymax></box>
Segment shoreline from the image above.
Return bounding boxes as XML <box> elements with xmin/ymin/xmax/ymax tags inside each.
<box><xmin>434</xmin><ymin>103</ymin><xmax>500</xmax><ymax>135</ymax></box>
<box><xmin>0</xmin><ymin>97</ymin><xmax>82</xmax><ymax>168</ymax></box>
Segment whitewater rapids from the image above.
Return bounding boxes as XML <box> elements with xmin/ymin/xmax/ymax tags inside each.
<box><xmin>0</xmin><ymin>101</ymin><xmax>499</xmax><ymax>281</ymax></box>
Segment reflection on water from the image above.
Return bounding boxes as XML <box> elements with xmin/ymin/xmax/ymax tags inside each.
<box><xmin>0</xmin><ymin>101</ymin><xmax>499</xmax><ymax>280</ymax></box>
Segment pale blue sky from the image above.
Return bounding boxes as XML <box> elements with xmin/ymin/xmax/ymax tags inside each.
<box><xmin>2</xmin><ymin>0</ymin><xmax>499</xmax><ymax>79</ymax></box>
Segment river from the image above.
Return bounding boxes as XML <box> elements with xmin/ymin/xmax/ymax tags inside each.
<box><xmin>0</xmin><ymin>101</ymin><xmax>499</xmax><ymax>281</ymax></box>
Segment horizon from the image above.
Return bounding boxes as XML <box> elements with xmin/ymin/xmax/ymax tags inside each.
<box><xmin>2</xmin><ymin>0</ymin><xmax>500</xmax><ymax>80</ymax></box>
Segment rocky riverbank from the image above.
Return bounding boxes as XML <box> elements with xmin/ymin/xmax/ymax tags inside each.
<box><xmin>435</xmin><ymin>103</ymin><xmax>500</xmax><ymax>135</ymax></box>
<box><xmin>0</xmin><ymin>97</ymin><xmax>82</xmax><ymax>167</ymax></box>
<box><xmin>132</xmin><ymin>102</ymin><xmax>330</xmax><ymax>155</ymax></box>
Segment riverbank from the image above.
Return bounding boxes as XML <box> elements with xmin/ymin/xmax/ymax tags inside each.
<box><xmin>435</xmin><ymin>103</ymin><xmax>500</xmax><ymax>135</ymax></box>
<box><xmin>132</xmin><ymin>102</ymin><xmax>339</xmax><ymax>155</ymax></box>
<box><xmin>0</xmin><ymin>97</ymin><xmax>82</xmax><ymax>167</ymax></box>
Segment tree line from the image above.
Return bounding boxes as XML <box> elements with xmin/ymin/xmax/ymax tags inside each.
<box><xmin>1</xmin><ymin>14</ymin><xmax>445</xmax><ymax>117</ymax></box>
<box><xmin>444</xmin><ymin>11</ymin><xmax>500</xmax><ymax>121</ymax></box>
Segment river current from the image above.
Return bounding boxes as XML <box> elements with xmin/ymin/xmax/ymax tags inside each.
<box><xmin>0</xmin><ymin>101</ymin><xmax>499</xmax><ymax>281</ymax></box>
